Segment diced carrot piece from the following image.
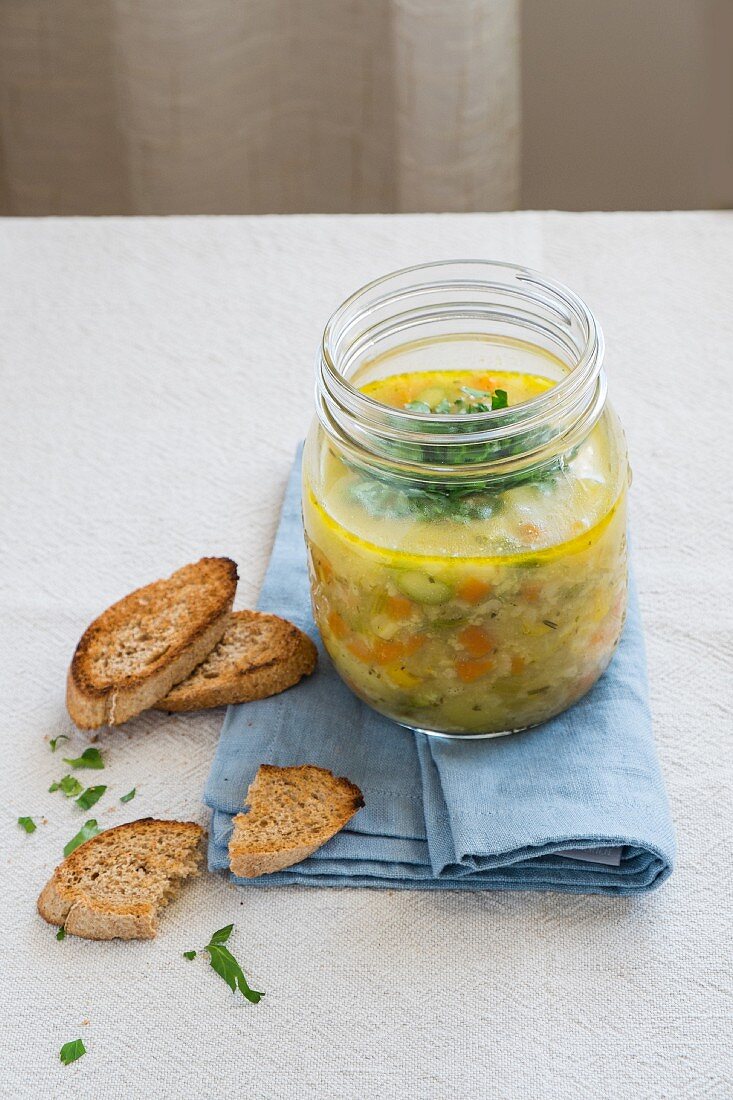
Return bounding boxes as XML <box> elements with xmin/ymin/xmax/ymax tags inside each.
<box><xmin>372</xmin><ymin>635</ymin><xmax>424</xmax><ymax>665</ymax></box>
<box><xmin>518</xmin><ymin>522</ymin><xmax>541</xmax><ymax>543</ymax></box>
<box><xmin>372</xmin><ymin>639</ymin><xmax>405</xmax><ymax>665</ymax></box>
<box><xmin>384</xmin><ymin>594</ymin><xmax>414</xmax><ymax>620</ymax></box>
<box><xmin>457</xmin><ymin>625</ymin><xmax>495</xmax><ymax>658</ymax></box>
<box><xmin>328</xmin><ymin>611</ymin><xmax>349</xmax><ymax>640</ymax></box>
<box><xmin>379</xmin><ymin>383</ymin><xmax>410</xmax><ymax>407</ymax></box>
<box><xmin>400</xmin><ymin>635</ymin><xmax>425</xmax><ymax>657</ymax></box>
<box><xmin>612</xmin><ymin>591</ymin><xmax>625</xmax><ymax>617</ymax></box>
<box><xmin>346</xmin><ymin>636</ymin><xmax>372</xmax><ymax>662</ymax></box>
<box><xmin>456</xmin><ymin>657</ymin><xmax>495</xmax><ymax>683</ymax></box>
<box><xmin>472</xmin><ymin>374</ymin><xmax>498</xmax><ymax>392</ymax></box>
<box><xmin>510</xmin><ymin>654</ymin><xmax>526</xmax><ymax>675</ymax></box>
<box><xmin>521</xmin><ymin>581</ymin><xmax>542</xmax><ymax>604</ymax></box>
<box><xmin>455</xmin><ymin>577</ymin><xmax>493</xmax><ymax>604</ymax></box>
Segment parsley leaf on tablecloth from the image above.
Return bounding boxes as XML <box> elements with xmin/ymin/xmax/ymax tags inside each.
<box><xmin>185</xmin><ymin>925</ymin><xmax>263</xmax><ymax>1003</ymax></box>
<box><xmin>205</xmin><ymin>944</ymin><xmax>264</xmax><ymax>1004</ymax></box>
<box><xmin>75</xmin><ymin>785</ymin><xmax>106</xmax><ymax>810</ymax></box>
<box><xmin>49</xmin><ymin>775</ymin><xmax>84</xmax><ymax>798</ymax></box>
<box><xmin>59</xmin><ymin>1039</ymin><xmax>86</xmax><ymax>1065</ymax></box>
<box><xmin>207</xmin><ymin>923</ymin><xmax>234</xmax><ymax>946</ymax></box>
<box><xmin>63</xmin><ymin>747</ymin><xmax>104</xmax><ymax>770</ymax></box>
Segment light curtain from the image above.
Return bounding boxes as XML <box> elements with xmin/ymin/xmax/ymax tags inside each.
<box><xmin>0</xmin><ymin>0</ymin><xmax>520</xmax><ymax>216</ymax></box>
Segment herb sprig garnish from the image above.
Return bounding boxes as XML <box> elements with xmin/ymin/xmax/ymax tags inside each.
<box><xmin>184</xmin><ymin>924</ymin><xmax>264</xmax><ymax>1003</ymax></box>
<box><xmin>350</xmin><ymin>478</ymin><xmax>502</xmax><ymax>524</ymax></box>
<box><xmin>59</xmin><ymin>1039</ymin><xmax>86</xmax><ymax>1065</ymax></box>
<box><xmin>349</xmin><ymin>381</ymin><xmax>563</xmax><ymax>521</ymax></box>
<box><xmin>63</xmin><ymin>747</ymin><xmax>104</xmax><ymax>770</ymax></box>
<box><xmin>407</xmin><ymin>385</ymin><xmax>508</xmax><ymax>417</ymax></box>
<box><xmin>49</xmin><ymin>735</ymin><xmax>70</xmax><ymax>753</ymax></box>
<box><xmin>120</xmin><ymin>788</ymin><xmax>136</xmax><ymax>803</ymax></box>
<box><xmin>17</xmin><ymin>816</ymin><xmax>37</xmax><ymax>833</ymax></box>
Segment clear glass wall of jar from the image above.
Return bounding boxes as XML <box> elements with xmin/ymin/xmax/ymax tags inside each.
<box><xmin>303</xmin><ymin>261</ymin><xmax>629</xmax><ymax>738</ymax></box>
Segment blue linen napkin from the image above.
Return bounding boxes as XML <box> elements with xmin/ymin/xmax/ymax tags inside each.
<box><xmin>204</xmin><ymin>450</ymin><xmax>675</xmax><ymax>894</ymax></box>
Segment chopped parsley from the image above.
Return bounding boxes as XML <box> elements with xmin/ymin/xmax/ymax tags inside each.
<box><xmin>17</xmin><ymin>816</ymin><xmax>36</xmax><ymax>833</ymax></box>
<box><xmin>59</xmin><ymin>1039</ymin><xmax>86</xmax><ymax>1065</ymax></box>
<box><xmin>350</xmin><ymin>478</ymin><xmax>502</xmax><ymax>524</ymax></box>
<box><xmin>49</xmin><ymin>735</ymin><xmax>70</xmax><ymax>753</ymax></box>
<box><xmin>75</xmin><ymin>785</ymin><xmax>106</xmax><ymax>811</ymax></box>
<box><xmin>349</xmin><ymin>382</ymin><xmax>564</xmax><ymax>521</ymax></box>
<box><xmin>120</xmin><ymin>788</ymin><xmax>136</xmax><ymax>803</ymax></box>
<box><xmin>56</xmin><ymin>927</ymin><xmax>66</xmax><ymax>941</ymax></box>
<box><xmin>206</xmin><ymin>944</ymin><xmax>263</xmax><ymax>1004</ymax></box>
<box><xmin>49</xmin><ymin>775</ymin><xmax>84</xmax><ymax>798</ymax></box>
<box><xmin>63</xmin><ymin>747</ymin><xmax>104</xmax><ymax>770</ymax></box>
<box><xmin>185</xmin><ymin>924</ymin><xmax>263</xmax><ymax>1003</ymax></box>
<box><xmin>408</xmin><ymin>385</ymin><xmax>509</xmax><ymax>417</ymax></box>
<box><xmin>208</xmin><ymin>924</ymin><xmax>234</xmax><ymax>945</ymax></box>
<box><xmin>63</xmin><ymin>819</ymin><xmax>100</xmax><ymax>858</ymax></box>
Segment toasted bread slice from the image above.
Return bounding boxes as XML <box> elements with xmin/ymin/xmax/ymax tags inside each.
<box><xmin>155</xmin><ymin>611</ymin><xmax>317</xmax><ymax>712</ymax></box>
<box><xmin>37</xmin><ymin>818</ymin><xmax>204</xmax><ymax>940</ymax></box>
<box><xmin>67</xmin><ymin>557</ymin><xmax>238</xmax><ymax>728</ymax></box>
<box><xmin>228</xmin><ymin>765</ymin><xmax>364</xmax><ymax>878</ymax></box>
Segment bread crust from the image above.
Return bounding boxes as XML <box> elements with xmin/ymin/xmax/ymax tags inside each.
<box><xmin>156</xmin><ymin>611</ymin><xmax>317</xmax><ymax>712</ymax></box>
<box><xmin>67</xmin><ymin>557</ymin><xmax>238</xmax><ymax>728</ymax></box>
<box><xmin>37</xmin><ymin>818</ymin><xmax>204</xmax><ymax>940</ymax></box>
<box><xmin>228</xmin><ymin>765</ymin><xmax>364</xmax><ymax>878</ymax></box>
<box><xmin>229</xmin><ymin>841</ymin><xmax>325</xmax><ymax>879</ymax></box>
<box><xmin>38</xmin><ymin>880</ymin><xmax>158</xmax><ymax>939</ymax></box>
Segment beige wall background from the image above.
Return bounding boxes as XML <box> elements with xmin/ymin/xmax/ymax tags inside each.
<box><xmin>0</xmin><ymin>0</ymin><xmax>729</xmax><ymax>215</ymax></box>
<box><xmin>521</xmin><ymin>0</ymin><xmax>733</xmax><ymax>211</ymax></box>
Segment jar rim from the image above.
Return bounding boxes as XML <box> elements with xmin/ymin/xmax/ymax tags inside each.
<box><xmin>317</xmin><ymin>259</ymin><xmax>606</xmax><ymax>482</ymax></box>
<box><xmin>323</xmin><ymin>259</ymin><xmax>602</xmax><ymax>408</ymax></box>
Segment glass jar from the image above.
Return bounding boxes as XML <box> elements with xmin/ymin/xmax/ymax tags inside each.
<box><xmin>303</xmin><ymin>261</ymin><xmax>629</xmax><ymax>738</ymax></box>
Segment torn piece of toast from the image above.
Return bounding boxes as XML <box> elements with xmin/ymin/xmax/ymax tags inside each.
<box><xmin>67</xmin><ymin>557</ymin><xmax>238</xmax><ymax>728</ymax></box>
<box><xmin>229</xmin><ymin>765</ymin><xmax>364</xmax><ymax>878</ymax></box>
<box><xmin>156</xmin><ymin>610</ymin><xmax>317</xmax><ymax>712</ymax></box>
<box><xmin>37</xmin><ymin>819</ymin><xmax>205</xmax><ymax>940</ymax></box>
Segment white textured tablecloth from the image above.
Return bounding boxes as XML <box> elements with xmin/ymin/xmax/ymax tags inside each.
<box><xmin>1</xmin><ymin>213</ymin><xmax>731</xmax><ymax>1099</ymax></box>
